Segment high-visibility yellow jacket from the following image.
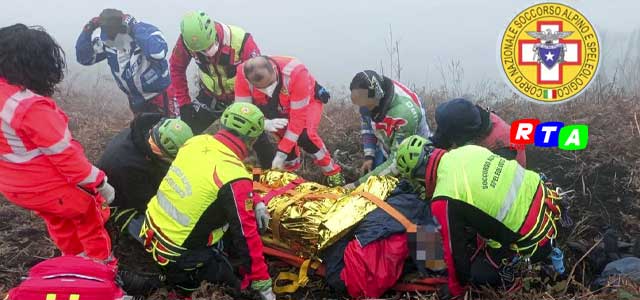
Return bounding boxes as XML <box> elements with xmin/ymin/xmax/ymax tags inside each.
<box><xmin>170</xmin><ymin>22</ymin><xmax>260</xmax><ymax>105</ymax></box>
<box><xmin>143</xmin><ymin>130</ymin><xmax>269</xmax><ymax>288</ymax></box>
<box><xmin>427</xmin><ymin>145</ymin><xmax>560</xmax><ymax>296</ymax></box>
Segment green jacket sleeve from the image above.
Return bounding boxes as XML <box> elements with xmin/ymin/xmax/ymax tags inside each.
<box><xmin>356</xmin><ymin>97</ymin><xmax>422</xmax><ymax>184</ymax></box>
<box><xmin>356</xmin><ymin>133</ymin><xmax>402</xmax><ymax>183</ymax></box>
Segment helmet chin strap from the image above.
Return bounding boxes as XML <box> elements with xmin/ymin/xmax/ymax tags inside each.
<box><xmin>147</xmin><ymin>136</ymin><xmax>170</xmax><ymax>161</ymax></box>
<box><xmin>412</xmin><ymin>153</ymin><xmax>429</xmax><ymax>184</ymax></box>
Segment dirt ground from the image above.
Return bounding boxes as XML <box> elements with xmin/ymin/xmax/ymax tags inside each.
<box><xmin>1</xmin><ymin>81</ymin><xmax>639</xmax><ymax>299</ymax></box>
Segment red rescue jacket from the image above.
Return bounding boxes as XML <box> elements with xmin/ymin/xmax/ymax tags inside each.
<box><xmin>235</xmin><ymin>56</ymin><xmax>320</xmax><ymax>154</ymax></box>
<box><xmin>477</xmin><ymin>112</ymin><xmax>526</xmax><ymax>167</ymax></box>
<box><xmin>170</xmin><ymin>22</ymin><xmax>260</xmax><ymax>106</ymax></box>
<box><xmin>0</xmin><ymin>78</ymin><xmax>104</xmax><ymax>194</ymax></box>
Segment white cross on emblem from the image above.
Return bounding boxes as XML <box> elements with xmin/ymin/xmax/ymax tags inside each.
<box><xmin>518</xmin><ymin>21</ymin><xmax>581</xmax><ymax>84</ymax></box>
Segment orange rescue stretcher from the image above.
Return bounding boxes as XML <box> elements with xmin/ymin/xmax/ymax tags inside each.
<box><xmin>252</xmin><ymin>168</ymin><xmax>448</xmax><ymax>295</ymax></box>
<box><xmin>262</xmin><ymin>244</ymin><xmax>448</xmax><ymax>294</ymax></box>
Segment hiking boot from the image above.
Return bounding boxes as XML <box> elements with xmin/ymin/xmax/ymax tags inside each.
<box><xmin>326</xmin><ymin>172</ymin><xmax>346</xmax><ymax>187</ymax></box>
<box><xmin>211</xmin><ymin>248</ymin><xmax>241</xmax><ymax>293</ymax></box>
<box><xmin>116</xmin><ymin>270</ymin><xmax>164</xmax><ymax>296</ymax></box>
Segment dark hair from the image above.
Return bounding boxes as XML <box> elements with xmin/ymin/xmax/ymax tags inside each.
<box><xmin>0</xmin><ymin>24</ymin><xmax>66</xmax><ymax>96</ymax></box>
<box><xmin>349</xmin><ymin>70</ymin><xmax>382</xmax><ymax>91</ymax></box>
<box><xmin>100</xmin><ymin>8</ymin><xmax>127</xmax><ymax>39</ymax></box>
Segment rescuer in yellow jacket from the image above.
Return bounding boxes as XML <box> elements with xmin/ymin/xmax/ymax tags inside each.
<box><xmin>396</xmin><ymin>135</ymin><xmax>563</xmax><ymax>298</ymax></box>
<box><xmin>142</xmin><ymin>102</ymin><xmax>275</xmax><ymax>300</ymax></box>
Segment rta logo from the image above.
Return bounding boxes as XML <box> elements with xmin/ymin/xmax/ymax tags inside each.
<box><xmin>510</xmin><ymin>119</ymin><xmax>589</xmax><ymax>150</ymax></box>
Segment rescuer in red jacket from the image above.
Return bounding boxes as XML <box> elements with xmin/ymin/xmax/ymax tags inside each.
<box><xmin>0</xmin><ymin>24</ymin><xmax>115</xmax><ymax>263</ymax></box>
<box><xmin>169</xmin><ymin>11</ymin><xmax>274</xmax><ymax>169</ymax></box>
<box><xmin>235</xmin><ymin>56</ymin><xmax>345</xmax><ymax>186</ymax></box>
<box><xmin>170</xmin><ymin>11</ymin><xmax>260</xmax><ymax>132</ymax></box>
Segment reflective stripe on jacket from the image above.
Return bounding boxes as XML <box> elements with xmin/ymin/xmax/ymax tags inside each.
<box><xmin>75</xmin><ymin>17</ymin><xmax>171</xmax><ymax>111</ymax></box>
<box><xmin>144</xmin><ymin>131</ymin><xmax>269</xmax><ymax>287</ymax></box>
<box><xmin>235</xmin><ymin>56</ymin><xmax>318</xmax><ymax>154</ymax></box>
<box><xmin>433</xmin><ymin>145</ymin><xmax>541</xmax><ymax>235</ymax></box>
<box><xmin>0</xmin><ymin>78</ymin><xmax>104</xmax><ymax>193</ymax></box>
<box><xmin>170</xmin><ymin>22</ymin><xmax>260</xmax><ymax>106</ymax></box>
<box><xmin>146</xmin><ymin>134</ymin><xmax>248</xmax><ymax>247</ymax></box>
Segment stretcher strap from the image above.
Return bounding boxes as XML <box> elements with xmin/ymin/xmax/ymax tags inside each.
<box><xmin>273</xmin><ymin>259</ymin><xmax>321</xmax><ymax>294</ymax></box>
<box><xmin>305</xmin><ymin>193</ymin><xmax>340</xmax><ymax>200</ymax></box>
<box><xmin>253</xmin><ymin>178</ymin><xmax>304</xmax><ymax>205</ymax></box>
<box><xmin>253</xmin><ymin>181</ymin><xmax>272</xmax><ymax>193</ymax></box>
<box><xmin>266</xmin><ymin>178</ymin><xmax>304</xmax><ymax>204</ymax></box>
<box><xmin>355</xmin><ymin>191</ymin><xmax>417</xmax><ymax>233</ymax></box>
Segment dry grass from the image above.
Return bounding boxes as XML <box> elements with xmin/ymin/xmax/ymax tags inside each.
<box><xmin>1</xmin><ymin>73</ymin><xmax>639</xmax><ymax>299</ymax></box>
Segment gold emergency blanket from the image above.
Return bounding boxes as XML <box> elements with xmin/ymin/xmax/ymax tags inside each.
<box><xmin>254</xmin><ymin>171</ymin><xmax>398</xmax><ymax>257</ymax></box>
<box><xmin>317</xmin><ymin>176</ymin><xmax>398</xmax><ymax>251</ymax></box>
<box><xmin>257</xmin><ymin>170</ymin><xmax>300</xmax><ymax>188</ymax></box>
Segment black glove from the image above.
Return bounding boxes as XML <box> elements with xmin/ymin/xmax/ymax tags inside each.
<box><xmin>314</xmin><ymin>82</ymin><xmax>330</xmax><ymax>103</ymax></box>
<box><xmin>84</xmin><ymin>17</ymin><xmax>101</xmax><ymax>33</ymax></box>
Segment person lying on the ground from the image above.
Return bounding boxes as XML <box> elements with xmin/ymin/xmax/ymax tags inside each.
<box><xmin>322</xmin><ymin>180</ymin><xmax>438</xmax><ymax>298</ymax></box>
<box><xmin>395</xmin><ymin>135</ymin><xmax>563</xmax><ymax>298</ymax></box>
<box><xmin>235</xmin><ymin>55</ymin><xmax>345</xmax><ymax>187</ymax></box>
<box><xmin>345</xmin><ymin>70</ymin><xmax>432</xmax><ymax>189</ymax></box>
<box><xmin>431</xmin><ymin>98</ymin><xmax>526</xmax><ymax>167</ymax></box>
<box><xmin>98</xmin><ymin>114</ymin><xmax>193</xmax><ymax>239</ymax></box>
<box><xmin>0</xmin><ymin>24</ymin><xmax>114</xmax><ymax>264</ymax></box>
<box><xmin>75</xmin><ymin>9</ymin><xmax>174</xmax><ymax>116</ymax></box>
<box><xmin>141</xmin><ymin>103</ymin><xmax>275</xmax><ymax>300</ymax></box>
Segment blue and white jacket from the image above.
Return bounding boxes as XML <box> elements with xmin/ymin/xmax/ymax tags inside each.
<box><xmin>75</xmin><ymin>16</ymin><xmax>170</xmax><ymax>112</ymax></box>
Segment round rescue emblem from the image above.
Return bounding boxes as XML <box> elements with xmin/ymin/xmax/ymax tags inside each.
<box><xmin>499</xmin><ymin>3</ymin><xmax>600</xmax><ymax>103</ymax></box>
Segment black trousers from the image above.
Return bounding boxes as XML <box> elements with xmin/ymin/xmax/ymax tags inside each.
<box><xmin>470</xmin><ymin>243</ymin><xmax>552</xmax><ymax>287</ymax></box>
<box><xmin>431</xmin><ymin>198</ymin><xmax>552</xmax><ymax>291</ymax></box>
<box><xmin>163</xmin><ymin>247</ymin><xmax>240</xmax><ymax>293</ymax></box>
<box><xmin>179</xmin><ymin>95</ymin><xmax>275</xmax><ymax>168</ymax></box>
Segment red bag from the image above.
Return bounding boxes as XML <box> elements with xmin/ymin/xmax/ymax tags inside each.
<box><xmin>340</xmin><ymin>233</ymin><xmax>409</xmax><ymax>298</ymax></box>
<box><xmin>7</xmin><ymin>255</ymin><xmax>126</xmax><ymax>300</ymax></box>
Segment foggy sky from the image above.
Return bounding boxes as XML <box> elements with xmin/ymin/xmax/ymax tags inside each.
<box><xmin>3</xmin><ymin>0</ymin><xmax>639</xmax><ymax>88</ymax></box>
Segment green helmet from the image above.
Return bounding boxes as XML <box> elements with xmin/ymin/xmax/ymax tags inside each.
<box><xmin>180</xmin><ymin>11</ymin><xmax>217</xmax><ymax>52</ymax></box>
<box><xmin>221</xmin><ymin>103</ymin><xmax>265</xmax><ymax>139</ymax></box>
<box><xmin>396</xmin><ymin>135</ymin><xmax>433</xmax><ymax>178</ymax></box>
<box><xmin>152</xmin><ymin>119</ymin><xmax>194</xmax><ymax>158</ymax></box>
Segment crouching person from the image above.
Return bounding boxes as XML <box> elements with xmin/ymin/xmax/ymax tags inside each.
<box><xmin>346</xmin><ymin>70</ymin><xmax>431</xmax><ymax>189</ymax></box>
<box><xmin>395</xmin><ymin>136</ymin><xmax>562</xmax><ymax>298</ymax></box>
<box><xmin>98</xmin><ymin>114</ymin><xmax>193</xmax><ymax>239</ymax></box>
<box><xmin>141</xmin><ymin>103</ymin><xmax>275</xmax><ymax>299</ymax></box>
<box><xmin>235</xmin><ymin>55</ymin><xmax>345</xmax><ymax>186</ymax></box>
<box><xmin>431</xmin><ymin>98</ymin><xmax>526</xmax><ymax>167</ymax></box>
